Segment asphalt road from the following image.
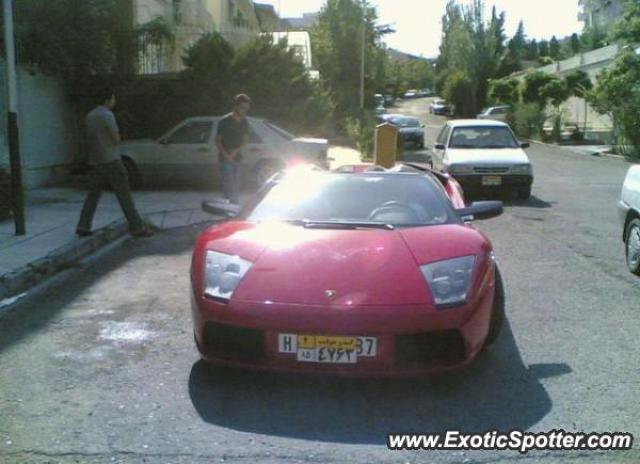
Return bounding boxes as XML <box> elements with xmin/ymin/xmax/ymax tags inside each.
<box><xmin>1</xmin><ymin>98</ymin><xmax>639</xmax><ymax>464</ymax></box>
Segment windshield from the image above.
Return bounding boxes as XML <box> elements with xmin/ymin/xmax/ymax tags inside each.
<box><xmin>264</xmin><ymin>121</ymin><xmax>295</xmax><ymax>141</ymax></box>
<box><xmin>390</xmin><ymin>117</ymin><xmax>420</xmax><ymax>128</ymax></box>
<box><xmin>449</xmin><ymin>126</ymin><xmax>519</xmax><ymax>149</ymax></box>
<box><xmin>245</xmin><ymin>174</ymin><xmax>457</xmax><ymax>227</ymax></box>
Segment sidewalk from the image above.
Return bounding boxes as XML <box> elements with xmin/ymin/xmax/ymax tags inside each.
<box><xmin>0</xmin><ymin>187</ymin><xmax>235</xmax><ymax>304</ymax></box>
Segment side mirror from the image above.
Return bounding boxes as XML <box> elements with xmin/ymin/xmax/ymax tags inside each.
<box><xmin>520</xmin><ymin>142</ymin><xmax>530</xmax><ymax>149</ymax></box>
<box><xmin>202</xmin><ymin>201</ymin><xmax>240</xmax><ymax>218</ymax></box>
<box><xmin>434</xmin><ymin>143</ymin><xmax>446</xmax><ymax>150</ymax></box>
<box><xmin>421</xmin><ymin>124</ymin><xmax>426</xmax><ymax>128</ymax></box>
<box><xmin>456</xmin><ymin>201</ymin><xmax>503</xmax><ymax>221</ymax></box>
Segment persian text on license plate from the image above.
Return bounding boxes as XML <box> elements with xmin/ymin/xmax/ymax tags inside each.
<box><xmin>278</xmin><ymin>334</ymin><xmax>377</xmax><ymax>364</ymax></box>
<box><xmin>482</xmin><ymin>176</ymin><xmax>502</xmax><ymax>186</ymax></box>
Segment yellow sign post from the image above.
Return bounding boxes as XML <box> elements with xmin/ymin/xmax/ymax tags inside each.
<box><xmin>374</xmin><ymin>122</ymin><xmax>399</xmax><ymax>168</ymax></box>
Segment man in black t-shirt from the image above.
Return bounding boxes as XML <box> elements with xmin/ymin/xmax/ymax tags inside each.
<box><xmin>216</xmin><ymin>94</ymin><xmax>251</xmax><ymax>204</ymax></box>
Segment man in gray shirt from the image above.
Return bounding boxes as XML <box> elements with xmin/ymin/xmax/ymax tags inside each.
<box><xmin>76</xmin><ymin>90</ymin><xmax>152</xmax><ymax>238</ymax></box>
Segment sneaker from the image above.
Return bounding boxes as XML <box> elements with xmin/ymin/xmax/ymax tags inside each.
<box><xmin>131</xmin><ymin>228</ymin><xmax>155</xmax><ymax>238</ymax></box>
<box><xmin>76</xmin><ymin>229</ymin><xmax>93</xmax><ymax>237</ymax></box>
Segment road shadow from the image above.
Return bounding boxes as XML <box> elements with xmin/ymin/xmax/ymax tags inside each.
<box><xmin>189</xmin><ymin>320</ymin><xmax>569</xmax><ymax>445</ymax></box>
<box><xmin>466</xmin><ymin>191</ymin><xmax>555</xmax><ymax>209</ymax></box>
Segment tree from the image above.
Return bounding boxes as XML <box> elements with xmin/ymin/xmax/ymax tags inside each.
<box><xmin>443</xmin><ymin>70</ymin><xmax>474</xmax><ymax>116</ymax></box>
<box><xmin>522</xmin><ymin>70</ymin><xmax>555</xmax><ymax>105</ymax></box>
<box><xmin>549</xmin><ymin>35</ymin><xmax>561</xmax><ymax>60</ymax></box>
<box><xmin>564</xmin><ymin>70</ymin><xmax>593</xmax><ymax>98</ymax></box>
<box><xmin>488</xmin><ymin>77</ymin><xmax>520</xmax><ymax>105</ymax></box>
<box><xmin>311</xmin><ymin>0</ymin><xmax>388</xmax><ymax>123</ymax></box>
<box><xmin>508</xmin><ymin>21</ymin><xmax>527</xmax><ymax>61</ymax></box>
<box><xmin>538</xmin><ymin>39</ymin><xmax>550</xmax><ymax>57</ymax></box>
<box><xmin>569</xmin><ymin>33</ymin><xmax>581</xmax><ymax>54</ymax></box>
<box><xmin>525</xmin><ymin>39</ymin><xmax>539</xmax><ymax>61</ymax></box>
<box><xmin>610</xmin><ymin>0</ymin><xmax>640</xmax><ymax>44</ymax></box>
<box><xmin>581</xmin><ymin>25</ymin><xmax>607</xmax><ymax>51</ymax></box>
<box><xmin>540</xmin><ymin>77</ymin><xmax>570</xmax><ymax>110</ymax></box>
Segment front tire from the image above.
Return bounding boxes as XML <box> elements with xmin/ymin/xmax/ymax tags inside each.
<box><xmin>625</xmin><ymin>218</ymin><xmax>640</xmax><ymax>276</ymax></box>
<box><xmin>483</xmin><ymin>266</ymin><xmax>505</xmax><ymax>349</ymax></box>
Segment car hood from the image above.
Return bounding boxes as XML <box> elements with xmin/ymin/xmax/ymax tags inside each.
<box><xmin>290</xmin><ymin>137</ymin><xmax>328</xmax><ymax>146</ymax></box>
<box><xmin>205</xmin><ymin>222</ymin><xmax>489</xmax><ymax>306</ymax></box>
<box><xmin>446</xmin><ymin>148</ymin><xmax>529</xmax><ymax>165</ymax></box>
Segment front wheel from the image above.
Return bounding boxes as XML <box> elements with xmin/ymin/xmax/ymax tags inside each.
<box><xmin>625</xmin><ymin>218</ymin><xmax>640</xmax><ymax>276</ymax></box>
<box><xmin>483</xmin><ymin>266</ymin><xmax>505</xmax><ymax>349</ymax></box>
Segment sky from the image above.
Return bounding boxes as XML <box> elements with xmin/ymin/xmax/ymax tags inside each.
<box><xmin>258</xmin><ymin>0</ymin><xmax>584</xmax><ymax>58</ymax></box>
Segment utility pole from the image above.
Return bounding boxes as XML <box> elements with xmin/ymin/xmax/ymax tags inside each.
<box><xmin>359</xmin><ymin>0</ymin><xmax>366</xmax><ymax>110</ymax></box>
<box><xmin>3</xmin><ymin>0</ymin><xmax>25</xmax><ymax>235</ymax></box>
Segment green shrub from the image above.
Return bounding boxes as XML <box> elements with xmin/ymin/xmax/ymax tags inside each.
<box><xmin>345</xmin><ymin>113</ymin><xmax>377</xmax><ymax>158</ymax></box>
<box><xmin>508</xmin><ymin>102</ymin><xmax>547</xmax><ymax>139</ymax></box>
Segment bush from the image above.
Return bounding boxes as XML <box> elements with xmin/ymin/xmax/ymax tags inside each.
<box><xmin>0</xmin><ymin>166</ymin><xmax>12</xmax><ymax>221</ymax></box>
<box><xmin>443</xmin><ymin>71</ymin><xmax>474</xmax><ymax>117</ymax></box>
<box><xmin>508</xmin><ymin>102</ymin><xmax>546</xmax><ymax>139</ymax></box>
<box><xmin>345</xmin><ymin>113</ymin><xmax>377</xmax><ymax>158</ymax></box>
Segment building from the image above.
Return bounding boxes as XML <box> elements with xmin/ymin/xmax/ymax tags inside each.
<box><xmin>578</xmin><ymin>0</ymin><xmax>625</xmax><ymax>30</ymax></box>
<box><xmin>283</xmin><ymin>13</ymin><xmax>319</xmax><ymax>31</ymax></box>
<box><xmin>254</xmin><ymin>3</ymin><xmax>289</xmax><ymax>32</ymax></box>
<box><xmin>270</xmin><ymin>31</ymin><xmax>319</xmax><ymax>79</ymax></box>
<box><xmin>207</xmin><ymin>0</ymin><xmax>261</xmax><ymax>47</ymax></box>
<box><xmin>134</xmin><ymin>0</ymin><xmax>260</xmax><ymax>74</ymax></box>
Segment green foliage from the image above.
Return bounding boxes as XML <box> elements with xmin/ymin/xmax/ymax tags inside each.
<box><xmin>610</xmin><ymin>0</ymin><xmax>640</xmax><ymax>44</ymax></box>
<box><xmin>588</xmin><ymin>50</ymin><xmax>640</xmax><ymax>158</ymax></box>
<box><xmin>549</xmin><ymin>36</ymin><xmax>561</xmax><ymax>60</ymax></box>
<box><xmin>581</xmin><ymin>25</ymin><xmax>607</xmax><ymax>51</ymax></box>
<box><xmin>488</xmin><ymin>77</ymin><xmax>519</xmax><ymax>105</ymax></box>
<box><xmin>540</xmin><ymin>77</ymin><xmax>570</xmax><ymax>109</ymax></box>
<box><xmin>11</xmin><ymin>0</ymin><xmax>138</xmax><ymax>84</ymax></box>
<box><xmin>311</xmin><ymin>0</ymin><xmax>388</xmax><ymax>123</ymax></box>
<box><xmin>387</xmin><ymin>59</ymin><xmax>435</xmax><ymax>95</ymax></box>
<box><xmin>538</xmin><ymin>40</ymin><xmax>550</xmax><ymax>57</ymax></box>
<box><xmin>436</xmin><ymin>0</ymin><xmax>505</xmax><ymax>116</ymax></box>
<box><xmin>538</xmin><ymin>56</ymin><xmax>554</xmax><ymax>65</ymax></box>
<box><xmin>522</xmin><ymin>70</ymin><xmax>555</xmax><ymax>105</ymax></box>
<box><xmin>564</xmin><ymin>70</ymin><xmax>593</xmax><ymax>98</ymax></box>
<box><xmin>507</xmin><ymin>102</ymin><xmax>546</xmax><ymax>139</ymax></box>
<box><xmin>569</xmin><ymin>33</ymin><xmax>581</xmax><ymax>54</ymax></box>
<box><xmin>345</xmin><ymin>113</ymin><xmax>377</xmax><ymax>157</ymax></box>
<box><xmin>443</xmin><ymin>70</ymin><xmax>474</xmax><ymax>116</ymax></box>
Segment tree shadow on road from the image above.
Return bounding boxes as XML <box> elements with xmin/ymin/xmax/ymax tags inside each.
<box><xmin>188</xmin><ymin>320</ymin><xmax>571</xmax><ymax>445</ymax></box>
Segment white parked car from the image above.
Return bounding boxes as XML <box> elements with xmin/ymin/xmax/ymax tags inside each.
<box><xmin>431</xmin><ymin>119</ymin><xmax>533</xmax><ymax>199</ymax></box>
<box><xmin>119</xmin><ymin>117</ymin><xmax>329</xmax><ymax>188</ymax></box>
<box><xmin>477</xmin><ymin>105</ymin><xmax>511</xmax><ymax>122</ymax></box>
<box><xmin>618</xmin><ymin>165</ymin><xmax>640</xmax><ymax>275</ymax></box>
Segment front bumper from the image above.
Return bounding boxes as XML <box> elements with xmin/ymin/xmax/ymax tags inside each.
<box><xmin>453</xmin><ymin>174</ymin><xmax>533</xmax><ymax>190</ymax></box>
<box><xmin>190</xmin><ymin>282</ymin><xmax>495</xmax><ymax>377</ymax></box>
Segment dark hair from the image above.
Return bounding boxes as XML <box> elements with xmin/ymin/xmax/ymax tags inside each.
<box><xmin>96</xmin><ymin>88</ymin><xmax>115</xmax><ymax>105</ymax></box>
<box><xmin>234</xmin><ymin>93</ymin><xmax>251</xmax><ymax>106</ymax></box>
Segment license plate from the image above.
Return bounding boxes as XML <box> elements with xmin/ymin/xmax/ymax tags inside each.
<box><xmin>482</xmin><ymin>175</ymin><xmax>502</xmax><ymax>186</ymax></box>
<box><xmin>278</xmin><ymin>334</ymin><xmax>377</xmax><ymax>364</ymax></box>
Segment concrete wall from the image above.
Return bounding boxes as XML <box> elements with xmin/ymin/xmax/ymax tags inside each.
<box><xmin>0</xmin><ymin>61</ymin><xmax>78</xmax><ymax>189</ymax></box>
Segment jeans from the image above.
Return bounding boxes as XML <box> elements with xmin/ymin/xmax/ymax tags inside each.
<box><xmin>220</xmin><ymin>160</ymin><xmax>241</xmax><ymax>204</ymax></box>
<box><xmin>77</xmin><ymin>160</ymin><xmax>145</xmax><ymax>233</ymax></box>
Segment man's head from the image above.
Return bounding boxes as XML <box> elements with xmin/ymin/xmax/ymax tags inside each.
<box><xmin>233</xmin><ymin>94</ymin><xmax>251</xmax><ymax>118</ymax></box>
<box><xmin>97</xmin><ymin>89</ymin><xmax>116</xmax><ymax>110</ymax></box>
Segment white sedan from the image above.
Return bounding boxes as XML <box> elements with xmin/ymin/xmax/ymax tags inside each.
<box><xmin>119</xmin><ymin>117</ymin><xmax>329</xmax><ymax>188</ymax></box>
<box><xmin>431</xmin><ymin>119</ymin><xmax>533</xmax><ymax>199</ymax></box>
<box><xmin>618</xmin><ymin>165</ymin><xmax>640</xmax><ymax>276</ymax></box>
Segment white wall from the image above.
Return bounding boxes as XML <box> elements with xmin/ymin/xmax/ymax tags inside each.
<box><xmin>0</xmin><ymin>61</ymin><xmax>78</xmax><ymax>189</ymax></box>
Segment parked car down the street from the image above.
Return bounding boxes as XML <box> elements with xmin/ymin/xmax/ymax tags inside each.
<box><xmin>403</xmin><ymin>89</ymin><xmax>418</xmax><ymax>99</ymax></box>
<box><xmin>192</xmin><ymin>165</ymin><xmax>505</xmax><ymax>376</ymax></box>
<box><xmin>618</xmin><ymin>164</ymin><xmax>640</xmax><ymax>276</ymax></box>
<box><xmin>386</xmin><ymin>115</ymin><xmax>426</xmax><ymax>148</ymax></box>
<box><xmin>477</xmin><ymin>105</ymin><xmax>511</xmax><ymax>122</ymax></box>
<box><xmin>431</xmin><ymin>119</ymin><xmax>534</xmax><ymax>199</ymax></box>
<box><xmin>118</xmin><ymin>117</ymin><xmax>329</xmax><ymax>188</ymax></box>
<box><xmin>429</xmin><ymin>99</ymin><xmax>452</xmax><ymax>115</ymax></box>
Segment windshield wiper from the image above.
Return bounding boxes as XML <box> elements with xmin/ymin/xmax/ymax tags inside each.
<box><xmin>285</xmin><ymin>220</ymin><xmax>395</xmax><ymax>230</ymax></box>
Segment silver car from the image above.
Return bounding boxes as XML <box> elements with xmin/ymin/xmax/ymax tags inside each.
<box><xmin>618</xmin><ymin>165</ymin><xmax>640</xmax><ymax>275</ymax></box>
<box><xmin>119</xmin><ymin>117</ymin><xmax>329</xmax><ymax>188</ymax></box>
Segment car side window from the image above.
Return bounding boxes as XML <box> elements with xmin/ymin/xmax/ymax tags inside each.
<box><xmin>437</xmin><ymin>126</ymin><xmax>451</xmax><ymax>146</ymax></box>
<box><xmin>166</xmin><ymin>121</ymin><xmax>213</xmax><ymax>144</ymax></box>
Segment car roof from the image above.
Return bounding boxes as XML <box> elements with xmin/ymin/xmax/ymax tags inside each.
<box><xmin>447</xmin><ymin>119</ymin><xmax>508</xmax><ymax>127</ymax></box>
<box><xmin>182</xmin><ymin>116</ymin><xmax>266</xmax><ymax>123</ymax></box>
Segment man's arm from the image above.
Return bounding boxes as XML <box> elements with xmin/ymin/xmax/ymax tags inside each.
<box><xmin>215</xmin><ymin>134</ymin><xmax>235</xmax><ymax>161</ymax></box>
<box><xmin>106</xmin><ymin>112</ymin><xmax>121</xmax><ymax>146</ymax></box>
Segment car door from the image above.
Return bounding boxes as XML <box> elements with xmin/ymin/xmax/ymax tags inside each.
<box><xmin>432</xmin><ymin>125</ymin><xmax>451</xmax><ymax>170</ymax></box>
<box><xmin>156</xmin><ymin>120</ymin><xmax>217</xmax><ymax>184</ymax></box>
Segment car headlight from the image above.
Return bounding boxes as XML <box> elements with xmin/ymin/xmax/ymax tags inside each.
<box><xmin>511</xmin><ymin>164</ymin><xmax>532</xmax><ymax>174</ymax></box>
<box><xmin>420</xmin><ymin>256</ymin><xmax>475</xmax><ymax>309</ymax></box>
<box><xmin>204</xmin><ymin>251</ymin><xmax>253</xmax><ymax>301</ymax></box>
<box><xmin>449</xmin><ymin>164</ymin><xmax>473</xmax><ymax>175</ymax></box>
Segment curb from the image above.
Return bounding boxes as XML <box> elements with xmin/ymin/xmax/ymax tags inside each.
<box><xmin>527</xmin><ymin>140</ymin><xmax>627</xmax><ymax>161</ymax></box>
<box><xmin>0</xmin><ymin>219</ymin><xmax>128</xmax><ymax>303</ymax></box>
